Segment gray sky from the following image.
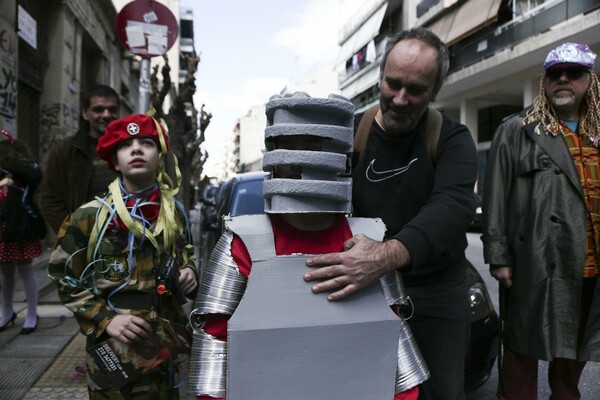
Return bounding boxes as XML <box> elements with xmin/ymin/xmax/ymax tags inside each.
<box><xmin>180</xmin><ymin>0</ymin><xmax>362</xmax><ymax>176</ymax></box>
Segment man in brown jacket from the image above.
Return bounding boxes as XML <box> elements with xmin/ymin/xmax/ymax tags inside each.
<box><xmin>39</xmin><ymin>85</ymin><xmax>120</xmax><ymax>233</ymax></box>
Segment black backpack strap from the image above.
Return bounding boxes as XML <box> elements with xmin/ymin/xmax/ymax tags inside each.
<box><xmin>425</xmin><ymin>107</ymin><xmax>442</xmax><ymax>166</ymax></box>
<box><xmin>353</xmin><ymin>104</ymin><xmax>380</xmax><ymax>166</ymax></box>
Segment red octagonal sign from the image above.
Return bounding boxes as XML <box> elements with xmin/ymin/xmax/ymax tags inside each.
<box><xmin>116</xmin><ymin>0</ymin><xmax>178</xmax><ymax>59</ymax></box>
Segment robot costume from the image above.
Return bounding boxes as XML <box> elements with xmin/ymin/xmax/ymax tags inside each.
<box><xmin>188</xmin><ymin>93</ymin><xmax>429</xmax><ymax>399</ymax></box>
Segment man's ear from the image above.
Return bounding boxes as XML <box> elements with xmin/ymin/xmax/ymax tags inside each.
<box><xmin>82</xmin><ymin>108</ymin><xmax>90</xmax><ymax>121</ymax></box>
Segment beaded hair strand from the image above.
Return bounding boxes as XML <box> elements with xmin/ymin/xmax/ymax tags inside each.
<box><xmin>584</xmin><ymin>72</ymin><xmax>600</xmax><ymax>137</ymax></box>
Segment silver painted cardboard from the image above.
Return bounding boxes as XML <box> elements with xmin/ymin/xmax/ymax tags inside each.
<box><xmin>227</xmin><ymin>255</ymin><xmax>400</xmax><ymax>400</ymax></box>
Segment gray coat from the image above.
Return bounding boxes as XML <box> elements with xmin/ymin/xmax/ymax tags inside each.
<box><xmin>482</xmin><ymin>112</ymin><xmax>600</xmax><ymax>361</ymax></box>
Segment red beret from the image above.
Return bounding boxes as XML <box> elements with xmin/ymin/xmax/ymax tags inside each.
<box><xmin>97</xmin><ymin>114</ymin><xmax>169</xmax><ymax>171</ymax></box>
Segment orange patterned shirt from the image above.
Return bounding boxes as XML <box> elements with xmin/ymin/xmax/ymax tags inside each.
<box><xmin>562</xmin><ymin>122</ymin><xmax>600</xmax><ymax>278</ymax></box>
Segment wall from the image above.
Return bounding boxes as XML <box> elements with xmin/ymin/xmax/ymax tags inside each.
<box><xmin>36</xmin><ymin>0</ymin><xmax>140</xmax><ymax>163</ymax></box>
<box><xmin>0</xmin><ymin>2</ymin><xmax>18</xmax><ymax>134</ymax></box>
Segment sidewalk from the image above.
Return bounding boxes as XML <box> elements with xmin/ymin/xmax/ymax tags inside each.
<box><xmin>0</xmin><ymin>239</ymin><xmax>200</xmax><ymax>399</ymax></box>
<box><xmin>0</xmin><ymin>247</ymin><xmax>87</xmax><ymax>399</ymax></box>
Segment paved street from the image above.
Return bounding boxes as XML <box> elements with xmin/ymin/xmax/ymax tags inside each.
<box><xmin>465</xmin><ymin>232</ymin><xmax>600</xmax><ymax>399</ymax></box>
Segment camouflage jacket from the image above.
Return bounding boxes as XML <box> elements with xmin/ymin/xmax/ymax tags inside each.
<box><xmin>48</xmin><ymin>197</ymin><xmax>196</xmax><ymax>390</ymax></box>
<box><xmin>48</xmin><ymin>198</ymin><xmax>196</xmax><ymax>340</ymax></box>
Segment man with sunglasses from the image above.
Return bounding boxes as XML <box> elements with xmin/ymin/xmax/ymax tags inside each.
<box><xmin>483</xmin><ymin>43</ymin><xmax>600</xmax><ymax>399</ymax></box>
<box><xmin>39</xmin><ymin>84</ymin><xmax>121</xmax><ymax>233</ymax></box>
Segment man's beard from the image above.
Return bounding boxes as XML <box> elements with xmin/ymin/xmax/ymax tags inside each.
<box><xmin>550</xmin><ymin>94</ymin><xmax>576</xmax><ymax>108</ymax></box>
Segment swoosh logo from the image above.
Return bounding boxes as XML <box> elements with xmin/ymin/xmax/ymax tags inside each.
<box><xmin>365</xmin><ymin>158</ymin><xmax>419</xmax><ymax>183</ymax></box>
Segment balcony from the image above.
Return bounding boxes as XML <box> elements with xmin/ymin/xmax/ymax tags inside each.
<box><xmin>448</xmin><ymin>0</ymin><xmax>600</xmax><ymax>73</ymax></box>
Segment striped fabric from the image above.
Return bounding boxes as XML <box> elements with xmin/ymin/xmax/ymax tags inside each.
<box><xmin>563</xmin><ymin>122</ymin><xmax>600</xmax><ymax>278</ymax></box>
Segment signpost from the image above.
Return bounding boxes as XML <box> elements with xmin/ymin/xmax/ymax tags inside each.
<box><xmin>116</xmin><ymin>0</ymin><xmax>178</xmax><ymax>113</ymax></box>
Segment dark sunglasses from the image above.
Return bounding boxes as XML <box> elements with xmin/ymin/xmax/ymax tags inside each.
<box><xmin>546</xmin><ymin>67</ymin><xmax>589</xmax><ymax>81</ymax></box>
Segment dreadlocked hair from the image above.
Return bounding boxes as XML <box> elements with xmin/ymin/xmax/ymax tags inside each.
<box><xmin>584</xmin><ymin>72</ymin><xmax>600</xmax><ymax>138</ymax></box>
<box><xmin>524</xmin><ymin>70</ymin><xmax>600</xmax><ymax>146</ymax></box>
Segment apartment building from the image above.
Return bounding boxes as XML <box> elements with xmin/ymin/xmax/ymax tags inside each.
<box><xmin>0</xmin><ymin>0</ymin><xmax>191</xmax><ymax>164</ymax></box>
<box><xmin>337</xmin><ymin>0</ymin><xmax>600</xmax><ymax>190</ymax></box>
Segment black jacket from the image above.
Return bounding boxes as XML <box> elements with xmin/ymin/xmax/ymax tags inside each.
<box><xmin>352</xmin><ymin>110</ymin><xmax>478</xmax><ymax>287</ymax></box>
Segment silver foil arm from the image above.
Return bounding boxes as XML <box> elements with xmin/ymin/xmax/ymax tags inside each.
<box><xmin>187</xmin><ymin>330</ymin><xmax>227</xmax><ymax>397</ymax></box>
<box><xmin>188</xmin><ymin>231</ymin><xmax>246</xmax><ymax>398</ymax></box>
<box><xmin>191</xmin><ymin>231</ymin><xmax>247</xmax><ymax>316</ymax></box>
<box><xmin>379</xmin><ymin>271</ymin><xmax>430</xmax><ymax>392</ymax></box>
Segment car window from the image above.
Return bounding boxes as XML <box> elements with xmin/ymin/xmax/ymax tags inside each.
<box><xmin>229</xmin><ymin>179</ymin><xmax>265</xmax><ymax>216</ymax></box>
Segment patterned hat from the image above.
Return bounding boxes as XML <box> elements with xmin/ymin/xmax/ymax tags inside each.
<box><xmin>543</xmin><ymin>42</ymin><xmax>596</xmax><ymax>69</ymax></box>
<box><xmin>97</xmin><ymin>114</ymin><xmax>169</xmax><ymax>171</ymax></box>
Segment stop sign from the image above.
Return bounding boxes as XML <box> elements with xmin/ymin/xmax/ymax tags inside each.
<box><xmin>116</xmin><ymin>0</ymin><xmax>179</xmax><ymax>59</ymax></box>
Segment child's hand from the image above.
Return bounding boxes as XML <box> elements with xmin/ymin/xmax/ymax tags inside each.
<box><xmin>0</xmin><ymin>176</ymin><xmax>13</xmax><ymax>187</ymax></box>
<box><xmin>178</xmin><ymin>266</ymin><xmax>198</xmax><ymax>295</ymax></box>
<box><xmin>106</xmin><ymin>314</ymin><xmax>152</xmax><ymax>344</ymax></box>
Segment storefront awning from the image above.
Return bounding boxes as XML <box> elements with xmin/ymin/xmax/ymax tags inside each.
<box><xmin>427</xmin><ymin>0</ymin><xmax>502</xmax><ymax>46</ymax></box>
<box><xmin>336</xmin><ymin>3</ymin><xmax>388</xmax><ymax>65</ymax></box>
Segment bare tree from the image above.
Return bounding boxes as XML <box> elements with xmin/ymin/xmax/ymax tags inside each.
<box><xmin>149</xmin><ymin>54</ymin><xmax>209</xmax><ymax>211</ymax></box>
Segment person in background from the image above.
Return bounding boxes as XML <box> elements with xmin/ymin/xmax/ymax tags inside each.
<box><xmin>304</xmin><ymin>28</ymin><xmax>478</xmax><ymax>399</ymax></box>
<box><xmin>48</xmin><ymin>114</ymin><xmax>197</xmax><ymax>399</ymax></box>
<box><xmin>0</xmin><ymin>130</ymin><xmax>44</xmax><ymax>334</ymax></box>
<box><xmin>39</xmin><ymin>84</ymin><xmax>120</xmax><ymax>233</ymax></box>
<box><xmin>483</xmin><ymin>42</ymin><xmax>600</xmax><ymax>399</ymax></box>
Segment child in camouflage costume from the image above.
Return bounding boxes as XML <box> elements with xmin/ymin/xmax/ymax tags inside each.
<box><xmin>48</xmin><ymin>114</ymin><xmax>197</xmax><ymax>399</ymax></box>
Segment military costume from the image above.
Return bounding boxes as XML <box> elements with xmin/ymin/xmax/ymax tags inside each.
<box><xmin>48</xmin><ymin>114</ymin><xmax>196</xmax><ymax>399</ymax></box>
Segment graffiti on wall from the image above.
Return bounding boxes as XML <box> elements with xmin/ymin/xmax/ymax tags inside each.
<box><xmin>0</xmin><ymin>64</ymin><xmax>17</xmax><ymax>117</ymax></box>
<box><xmin>39</xmin><ymin>101</ymin><xmax>80</xmax><ymax>155</ymax></box>
<box><xmin>62</xmin><ymin>102</ymin><xmax>79</xmax><ymax>130</ymax></box>
<box><xmin>0</xmin><ymin>24</ymin><xmax>17</xmax><ymax>120</ymax></box>
<box><xmin>40</xmin><ymin>103</ymin><xmax>61</xmax><ymax>131</ymax></box>
<box><xmin>0</xmin><ymin>28</ymin><xmax>17</xmax><ymax>61</ymax></box>
<box><xmin>41</xmin><ymin>102</ymin><xmax>79</xmax><ymax>131</ymax></box>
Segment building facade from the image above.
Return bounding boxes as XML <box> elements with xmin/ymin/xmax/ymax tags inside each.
<box><xmin>238</xmin><ymin>104</ymin><xmax>266</xmax><ymax>172</ymax></box>
<box><xmin>336</xmin><ymin>0</ymin><xmax>600</xmax><ymax>191</ymax></box>
<box><xmin>1</xmin><ymin>0</ymin><xmax>190</xmax><ymax>165</ymax></box>
<box><xmin>0</xmin><ymin>0</ymin><xmax>140</xmax><ymax>163</ymax></box>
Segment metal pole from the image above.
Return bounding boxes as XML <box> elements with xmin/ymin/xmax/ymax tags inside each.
<box><xmin>137</xmin><ymin>58</ymin><xmax>151</xmax><ymax>113</ymax></box>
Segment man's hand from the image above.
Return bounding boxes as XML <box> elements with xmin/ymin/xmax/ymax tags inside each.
<box><xmin>178</xmin><ymin>267</ymin><xmax>198</xmax><ymax>295</ymax></box>
<box><xmin>490</xmin><ymin>265</ymin><xmax>512</xmax><ymax>288</ymax></box>
<box><xmin>106</xmin><ymin>314</ymin><xmax>152</xmax><ymax>344</ymax></box>
<box><xmin>304</xmin><ymin>235</ymin><xmax>411</xmax><ymax>301</ymax></box>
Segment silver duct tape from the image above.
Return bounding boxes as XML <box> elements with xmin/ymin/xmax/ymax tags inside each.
<box><xmin>394</xmin><ymin>317</ymin><xmax>430</xmax><ymax>392</ymax></box>
<box><xmin>379</xmin><ymin>270</ymin><xmax>409</xmax><ymax>306</ymax></box>
<box><xmin>192</xmin><ymin>231</ymin><xmax>247</xmax><ymax>315</ymax></box>
<box><xmin>187</xmin><ymin>330</ymin><xmax>228</xmax><ymax>398</ymax></box>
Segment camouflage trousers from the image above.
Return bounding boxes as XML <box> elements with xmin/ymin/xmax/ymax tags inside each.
<box><xmin>88</xmin><ymin>365</ymin><xmax>180</xmax><ymax>400</ymax></box>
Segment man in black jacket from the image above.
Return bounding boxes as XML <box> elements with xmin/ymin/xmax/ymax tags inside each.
<box><xmin>305</xmin><ymin>28</ymin><xmax>478</xmax><ymax>400</ymax></box>
<box><xmin>483</xmin><ymin>42</ymin><xmax>599</xmax><ymax>400</ymax></box>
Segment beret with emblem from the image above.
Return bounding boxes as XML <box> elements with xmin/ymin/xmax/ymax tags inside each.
<box><xmin>97</xmin><ymin>114</ymin><xmax>169</xmax><ymax>171</ymax></box>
